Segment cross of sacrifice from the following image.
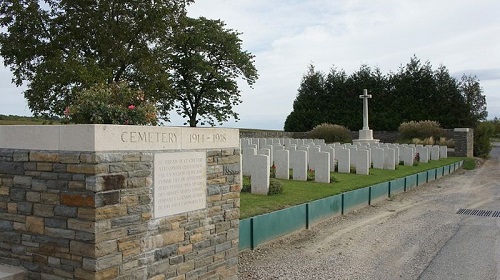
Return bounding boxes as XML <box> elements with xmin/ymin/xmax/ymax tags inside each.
<box><xmin>359</xmin><ymin>89</ymin><xmax>372</xmax><ymax>130</ymax></box>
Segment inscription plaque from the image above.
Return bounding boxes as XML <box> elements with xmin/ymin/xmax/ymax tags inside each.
<box><xmin>154</xmin><ymin>152</ymin><xmax>207</xmax><ymax>218</ymax></box>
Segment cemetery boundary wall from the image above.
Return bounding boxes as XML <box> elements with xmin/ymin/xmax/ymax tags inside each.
<box><xmin>0</xmin><ymin>125</ymin><xmax>241</xmax><ymax>280</ymax></box>
<box><xmin>240</xmin><ymin>129</ymin><xmax>455</xmax><ymax>144</ymax></box>
<box><xmin>239</xmin><ymin>160</ymin><xmax>464</xmax><ymax>251</ymax></box>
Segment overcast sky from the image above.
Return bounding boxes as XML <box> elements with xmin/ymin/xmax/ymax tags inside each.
<box><xmin>1</xmin><ymin>0</ymin><xmax>499</xmax><ymax>130</ymax></box>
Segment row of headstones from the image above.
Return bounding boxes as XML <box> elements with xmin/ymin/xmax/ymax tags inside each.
<box><xmin>240</xmin><ymin>138</ymin><xmax>448</xmax><ymax>195</ymax></box>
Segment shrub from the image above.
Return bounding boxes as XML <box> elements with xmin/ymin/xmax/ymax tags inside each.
<box><xmin>242</xmin><ymin>176</ymin><xmax>251</xmax><ymax>193</ymax></box>
<box><xmin>474</xmin><ymin>122</ymin><xmax>495</xmax><ymax>158</ymax></box>
<box><xmin>66</xmin><ymin>82</ymin><xmax>157</xmax><ymax>125</ymax></box>
<box><xmin>462</xmin><ymin>158</ymin><xmax>476</xmax><ymax>170</ymax></box>
<box><xmin>308</xmin><ymin>123</ymin><xmax>351</xmax><ymax>143</ymax></box>
<box><xmin>268</xmin><ymin>178</ymin><xmax>284</xmax><ymax>195</ymax></box>
<box><xmin>399</xmin><ymin>120</ymin><xmax>445</xmax><ymax>141</ymax></box>
<box><xmin>438</xmin><ymin>137</ymin><xmax>455</xmax><ymax>148</ymax></box>
<box><xmin>241</xmin><ymin>176</ymin><xmax>283</xmax><ymax>195</ymax></box>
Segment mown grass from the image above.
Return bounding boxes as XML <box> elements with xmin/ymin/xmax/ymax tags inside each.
<box><xmin>240</xmin><ymin>157</ymin><xmax>465</xmax><ymax>219</ymax></box>
<box><xmin>461</xmin><ymin>158</ymin><xmax>477</xmax><ymax>170</ymax></box>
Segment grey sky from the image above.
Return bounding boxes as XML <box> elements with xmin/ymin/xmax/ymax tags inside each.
<box><xmin>1</xmin><ymin>0</ymin><xmax>499</xmax><ymax>129</ymax></box>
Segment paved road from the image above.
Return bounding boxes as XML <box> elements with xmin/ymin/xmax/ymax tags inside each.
<box><xmin>239</xmin><ymin>147</ymin><xmax>500</xmax><ymax>279</ymax></box>
<box><xmin>418</xmin><ymin>146</ymin><xmax>500</xmax><ymax>280</ymax></box>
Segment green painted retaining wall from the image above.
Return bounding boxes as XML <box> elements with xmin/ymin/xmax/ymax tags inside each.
<box><xmin>308</xmin><ymin>194</ymin><xmax>342</xmax><ymax>225</ymax></box>
<box><xmin>443</xmin><ymin>165</ymin><xmax>450</xmax><ymax>175</ymax></box>
<box><xmin>342</xmin><ymin>187</ymin><xmax>370</xmax><ymax>214</ymax></box>
<box><xmin>406</xmin><ymin>174</ymin><xmax>418</xmax><ymax>190</ymax></box>
<box><xmin>417</xmin><ymin>171</ymin><xmax>428</xmax><ymax>186</ymax></box>
<box><xmin>389</xmin><ymin>178</ymin><xmax>406</xmax><ymax>195</ymax></box>
<box><xmin>370</xmin><ymin>182</ymin><xmax>390</xmax><ymax>204</ymax></box>
<box><xmin>239</xmin><ymin>161</ymin><xmax>463</xmax><ymax>250</ymax></box>
<box><xmin>436</xmin><ymin>167</ymin><xmax>444</xmax><ymax>178</ymax></box>
<box><xmin>428</xmin><ymin>169</ymin><xmax>437</xmax><ymax>182</ymax></box>
<box><xmin>252</xmin><ymin>204</ymin><xmax>307</xmax><ymax>248</ymax></box>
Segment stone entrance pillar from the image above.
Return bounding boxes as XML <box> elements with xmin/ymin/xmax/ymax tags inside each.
<box><xmin>0</xmin><ymin>125</ymin><xmax>241</xmax><ymax>279</ymax></box>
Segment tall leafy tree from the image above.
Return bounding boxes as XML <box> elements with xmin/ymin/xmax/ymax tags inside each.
<box><xmin>432</xmin><ymin>64</ymin><xmax>465</xmax><ymax>127</ymax></box>
<box><xmin>390</xmin><ymin>56</ymin><xmax>437</xmax><ymax>123</ymax></box>
<box><xmin>0</xmin><ymin>0</ymin><xmax>192</xmax><ymax>118</ymax></box>
<box><xmin>160</xmin><ymin>16</ymin><xmax>258</xmax><ymax>127</ymax></box>
<box><xmin>284</xmin><ymin>65</ymin><xmax>327</xmax><ymax>132</ymax></box>
<box><xmin>459</xmin><ymin>74</ymin><xmax>487</xmax><ymax>126</ymax></box>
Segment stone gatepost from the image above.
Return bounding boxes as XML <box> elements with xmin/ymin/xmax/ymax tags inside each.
<box><xmin>0</xmin><ymin>125</ymin><xmax>240</xmax><ymax>280</ymax></box>
<box><xmin>453</xmin><ymin>128</ymin><xmax>474</xmax><ymax>157</ymax></box>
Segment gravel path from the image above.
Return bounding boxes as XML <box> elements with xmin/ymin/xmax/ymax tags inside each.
<box><xmin>238</xmin><ymin>148</ymin><xmax>500</xmax><ymax>280</ymax></box>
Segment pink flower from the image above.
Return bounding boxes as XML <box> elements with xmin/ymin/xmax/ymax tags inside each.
<box><xmin>128</xmin><ymin>105</ymin><xmax>136</xmax><ymax>110</ymax></box>
<box><xmin>64</xmin><ymin>107</ymin><xmax>70</xmax><ymax>116</ymax></box>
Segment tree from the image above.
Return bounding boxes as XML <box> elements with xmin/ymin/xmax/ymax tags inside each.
<box><xmin>161</xmin><ymin>16</ymin><xmax>258</xmax><ymax>127</ymax></box>
<box><xmin>0</xmin><ymin>0</ymin><xmax>192</xmax><ymax>119</ymax></box>
<box><xmin>284</xmin><ymin>65</ymin><xmax>327</xmax><ymax>131</ymax></box>
<box><xmin>284</xmin><ymin>56</ymin><xmax>489</xmax><ymax>132</ymax></box>
<box><xmin>459</xmin><ymin>74</ymin><xmax>487</xmax><ymax>126</ymax></box>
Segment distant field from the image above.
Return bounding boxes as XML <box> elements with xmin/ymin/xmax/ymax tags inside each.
<box><xmin>0</xmin><ymin>119</ymin><xmax>53</xmax><ymax>125</ymax></box>
<box><xmin>0</xmin><ymin>114</ymin><xmax>60</xmax><ymax>125</ymax></box>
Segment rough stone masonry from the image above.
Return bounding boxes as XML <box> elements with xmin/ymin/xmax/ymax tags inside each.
<box><xmin>0</xmin><ymin>125</ymin><xmax>241</xmax><ymax>280</ymax></box>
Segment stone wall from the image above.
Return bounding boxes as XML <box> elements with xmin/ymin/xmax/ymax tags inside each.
<box><xmin>0</xmin><ymin>125</ymin><xmax>240</xmax><ymax>280</ymax></box>
<box><xmin>239</xmin><ymin>129</ymin><xmax>306</xmax><ymax>139</ymax></box>
<box><xmin>242</xmin><ymin>129</ymin><xmax>455</xmax><ymax>144</ymax></box>
<box><xmin>453</xmin><ymin>128</ymin><xmax>474</xmax><ymax>157</ymax></box>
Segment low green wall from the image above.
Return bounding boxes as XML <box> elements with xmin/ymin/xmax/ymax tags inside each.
<box><xmin>308</xmin><ymin>194</ymin><xmax>342</xmax><ymax>225</ymax></box>
<box><xmin>417</xmin><ymin>171</ymin><xmax>428</xmax><ymax>186</ymax></box>
<box><xmin>428</xmin><ymin>169</ymin><xmax>437</xmax><ymax>181</ymax></box>
<box><xmin>370</xmin><ymin>182</ymin><xmax>390</xmax><ymax>204</ymax></box>
<box><xmin>343</xmin><ymin>187</ymin><xmax>370</xmax><ymax>214</ymax></box>
<box><xmin>436</xmin><ymin>167</ymin><xmax>444</xmax><ymax>178</ymax></box>
<box><xmin>406</xmin><ymin>174</ymin><xmax>418</xmax><ymax>190</ymax></box>
<box><xmin>239</xmin><ymin>161</ymin><xmax>463</xmax><ymax>250</ymax></box>
<box><xmin>389</xmin><ymin>177</ymin><xmax>406</xmax><ymax>195</ymax></box>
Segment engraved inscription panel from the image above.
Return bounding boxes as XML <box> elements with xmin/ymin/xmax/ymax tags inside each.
<box><xmin>154</xmin><ymin>152</ymin><xmax>206</xmax><ymax>218</ymax></box>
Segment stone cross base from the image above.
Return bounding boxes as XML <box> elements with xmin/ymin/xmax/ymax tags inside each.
<box><xmin>353</xmin><ymin>129</ymin><xmax>380</xmax><ymax>144</ymax></box>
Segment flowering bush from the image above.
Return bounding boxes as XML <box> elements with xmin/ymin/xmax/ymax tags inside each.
<box><xmin>65</xmin><ymin>82</ymin><xmax>157</xmax><ymax>125</ymax></box>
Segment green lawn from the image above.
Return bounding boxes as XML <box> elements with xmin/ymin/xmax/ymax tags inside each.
<box><xmin>240</xmin><ymin>157</ymin><xmax>464</xmax><ymax>219</ymax></box>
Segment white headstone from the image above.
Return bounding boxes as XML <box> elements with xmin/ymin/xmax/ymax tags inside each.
<box><xmin>439</xmin><ymin>146</ymin><xmax>448</xmax><ymax>159</ymax></box>
<box><xmin>309</xmin><ymin>146</ymin><xmax>321</xmax><ymax>170</ymax></box>
<box><xmin>403</xmin><ymin>147</ymin><xmax>415</xmax><ymax>166</ymax></box>
<box><xmin>430</xmin><ymin>146</ymin><xmax>440</xmax><ymax>160</ymax></box>
<box><xmin>416</xmin><ymin>146</ymin><xmax>429</xmax><ymax>163</ymax></box>
<box><xmin>323</xmin><ymin>146</ymin><xmax>336</xmax><ymax>172</ymax></box>
<box><xmin>336</xmin><ymin>148</ymin><xmax>351</xmax><ymax>173</ymax></box>
<box><xmin>291</xmin><ymin>150</ymin><xmax>307</xmax><ymax>181</ymax></box>
<box><xmin>250</xmin><ymin>154</ymin><xmax>270</xmax><ymax>195</ymax></box>
<box><xmin>242</xmin><ymin>148</ymin><xmax>256</xmax><ymax>176</ymax></box>
<box><xmin>258</xmin><ymin>138</ymin><xmax>267</xmax><ymax>149</ymax></box>
<box><xmin>258</xmin><ymin>148</ymin><xmax>271</xmax><ymax>167</ymax></box>
<box><xmin>314</xmin><ymin>152</ymin><xmax>330</xmax><ymax>183</ymax></box>
<box><xmin>261</xmin><ymin>145</ymin><xmax>274</xmax><ymax>165</ymax></box>
<box><xmin>356</xmin><ymin>149</ymin><xmax>370</xmax><ymax>175</ymax></box>
<box><xmin>372</xmin><ymin>148</ymin><xmax>385</xmax><ymax>169</ymax></box>
<box><xmin>383</xmin><ymin>148</ymin><xmax>396</xmax><ymax>170</ymax></box>
<box><xmin>274</xmin><ymin>149</ymin><xmax>290</xmax><ymax>180</ymax></box>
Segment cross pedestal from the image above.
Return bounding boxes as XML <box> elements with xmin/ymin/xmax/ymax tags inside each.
<box><xmin>353</xmin><ymin>89</ymin><xmax>379</xmax><ymax>145</ymax></box>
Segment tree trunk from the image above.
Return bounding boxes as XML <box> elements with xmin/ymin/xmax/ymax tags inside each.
<box><xmin>189</xmin><ymin>115</ymin><xmax>197</xmax><ymax>127</ymax></box>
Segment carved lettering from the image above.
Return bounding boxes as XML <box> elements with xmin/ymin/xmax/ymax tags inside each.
<box><xmin>154</xmin><ymin>152</ymin><xmax>207</xmax><ymax>218</ymax></box>
<box><xmin>121</xmin><ymin>132</ymin><xmax>178</xmax><ymax>144</ymax></box>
